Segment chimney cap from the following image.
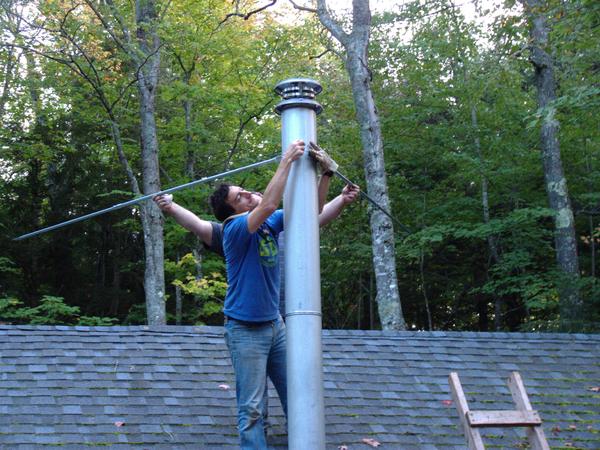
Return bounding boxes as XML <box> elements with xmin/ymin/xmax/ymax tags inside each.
<box><xmin>274</xmin><ymin>78</ymin><xmax>322</xmax><ymax>100</ymax></box>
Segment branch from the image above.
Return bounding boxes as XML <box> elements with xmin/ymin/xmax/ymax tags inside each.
<box><xmin>171</xmin><ymin>48</ymin><xmax>197</xmax><ymax>80</ymax></box>
<box><xmin>158</xmin><ymin>0</ymin><xmax>173</xmax><ymax>21</ymax></box>
<box><xmin>392</xmin><ymin>1</ymin><xmax>462</xmax><ymax>24</ymax></box>
<box><xmin>54</xmin><ymin>11</ymin><xmax>139</xmax><ymax>116</ymax></box>
<box><xmin>108</xmin><ymin>80</ymin><xmax>138</xmax><ymax>112</ymax></box>
<box><xmin>225</xmin><ymin>98</ymin><xmax>275</xmax><ymax>169</ymax></box>
<box><xmin>316</xmin><ymin>0</ymin><xmax>349</xmax><ymax>47</ymax></box>
<box><xmin>218</xmin><ymin>0</ymin><xmax>278</xmax><ymax>28</ymax></box>
<box><xmin>132</xmin><ymin>42</ymin><xmax>166</xmax><ymax>86</ymax></box>
<box><xmin>1</xmin><ymin>42</ymin><xmax>71</xmax><ymax>67</ymax></box>
<box><xmin>57</xmin><ymin>19</ymin><xmax>104</xmax><ymax>89</ymax></box>
<box><xmin>108</xmin><ymin>120</ymin><xmax>142</xmax><ymax>197</ymax></box>
<box><xmin>309</xmin><ymin>48</ymin><xmax>331</xmax><ymax>60</ymax></box>
<box><xmin>288</xmin><ymin>0</ymin><xmax>316</xmax><ymax>13</ymax></box>
<box><xmin>309</xmin><ymin>45</ymin><xmax>344</xmax><ymax>61</ymax></box>
<box><xmin>59</xmin><ymin>2</ymin><xmax>84</xmax><ymax>31</ymax></box>
<box><xmin>81</xmin><ymin>0</ymin><xmax>126</xmax><ymax>52</ymax></box>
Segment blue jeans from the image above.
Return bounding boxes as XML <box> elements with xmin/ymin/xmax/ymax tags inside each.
<box><xmin>224</xmin><ymin>316</ymin><xmax>287</xmax><ymax>450</ymax></box>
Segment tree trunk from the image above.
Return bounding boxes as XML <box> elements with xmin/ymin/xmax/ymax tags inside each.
<box><xmin>470</xmin><ymin>106</ymin><xmax>503</xmax><ymax>330</ymax></box>
<box><xmin>589</xmin><ymin>216</ymin><xmax>596</xmax><ymax>278</ymax></box>
<box><xmin>0</xmin><ymin>44</ymin><xmax>15</xmax><ymax>118</ymax></box>
<box><xmin>175</xmin><ymin>253</ymin><xmax>182</xmax><ymax>325</ymax></box>
<box><xmin>184</xmin><ymin>97</ymin><xmax>195</xmax><ymax>178</ymax></box>
<box><xmin>317</xmin><ymin>0</ymin><xmax>405</xmax><ymax>330</ymax></box>
<box><xmin>347</xmin><ymin>50</ymin><xmax>405</xmax><ymax>330</ymax></box>
<box><xmin>136</xmin><ymin>0</ymin><xmax>166</xmax><ymax>325</ymax></box>
<box><xmin>522</xmin><ymin>0</ymin><xmax>581</xmax><ymax>330</ymax></box>
<box><xmin>448</xmin><ymin>0</ymin><xmax>500</xmax><ymax>330</ymax></box>
<box><xmin>369</xmin><ymin>272</ymin><xmax>375</xmax><ymax>330</ymax></box>
<box><xmin>110</xmin><ymin>237</ymin><xmax>121</xmax><ymax>317</ymax></box>
<box><xmin>0</xmin><ymin>1</ymin><xmax>21</xmax><ymax>119</ymax></box>
<box><xmin>585</xmin><ymin>151</ymin><xmax>596</xmax><ymax>278</ymax></box>
<box><xmin>419</xmin><ymin>248</ymin><xmax>433</xmax><ymax>330</ymax></box>
<box><xmin>22</xmin><ymin>53</ymin><xmax>44</xmax><ymax>302</ymax></box>
<box><xmin>419</xmin><ymin>195</ymin><xmax>432</xmax><ymax>330</ymax></box>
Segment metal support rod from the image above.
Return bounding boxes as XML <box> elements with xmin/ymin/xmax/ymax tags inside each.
<box><xmin>332</xmin><ymin>170</ymin><xmax>412</xmax><ymax>235</ymax></box>
<box><xmin>13</xmin><ymin>155</ymin><xmax>281</xmax><ymax>241</ymax></box>
<box><xmin>275</xmin><ymin>78</ymin><xmax>325</xmax><ymax>450</ymax></box>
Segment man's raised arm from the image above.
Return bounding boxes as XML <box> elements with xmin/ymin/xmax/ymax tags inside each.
<box><xmin>154</xmin><ymin>194</ymin><xmax>214</xmax><ymax>246</ymax></box>
<box><xmin>246</xmin><ymin>139</ymin><xmax>305</xmax><ymax>233</ymax></box>
<box><xmin>318</xmin><ymin>183</ymin><xmax>360</xmax><ymax>228</ymax></box>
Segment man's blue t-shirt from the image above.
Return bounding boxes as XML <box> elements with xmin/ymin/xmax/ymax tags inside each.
<box><xmin>222</xmin><ymin>209</ymin><xmax>284</xmax><ymax>322</ymax></box>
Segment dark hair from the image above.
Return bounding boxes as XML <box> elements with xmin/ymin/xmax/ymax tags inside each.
<box><xmin>209</xmin><ymin>183</ymin><xmax>235</xmax><ymax>222</ymax></box>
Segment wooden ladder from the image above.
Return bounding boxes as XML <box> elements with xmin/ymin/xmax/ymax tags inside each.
<box><xmin>448</xmin><ymin>371</ymin><xmax>550</xmax><ymax>450</ymax></box>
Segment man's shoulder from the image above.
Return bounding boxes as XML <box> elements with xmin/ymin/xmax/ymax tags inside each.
<box><xmin>203</xmin><ymin>221</ymin><xmax>224</xmax><ymax>257</ymax></box>
<box><xmin>223</xmin><ymin>213</ymin><xmax>249</xmax><ymax>234</ymax></box>
<box><xmin>265</xmin><ymin>209</ymin><xmax>284</xmax><ymax>228</ymax></box>
<box><xmin>268</xmin><ymin>209</ymin><xmax>283</xmax><ymax>220</ymax></box>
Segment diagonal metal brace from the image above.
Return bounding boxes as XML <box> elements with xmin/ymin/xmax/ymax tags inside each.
<box><xmin>13</xmin><ymin>155</ymin><xmax>281</xmax><ymax>241</ymax></box>
<box><xmin>332</xmin><ymin>170</ymin><xmax>412</xmax><ymax>235</ymax></box>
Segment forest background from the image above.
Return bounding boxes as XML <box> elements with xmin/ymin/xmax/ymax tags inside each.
<box><xmin>0</xmin><ymin>0</ymin><xmax>598</xmax><ymax>332</ymax></box>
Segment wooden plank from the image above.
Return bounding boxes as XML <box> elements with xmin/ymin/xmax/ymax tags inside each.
<box><xmin>508</xmin><ymin>372</ymin><xmax>534</xmax><ymax>410</ymax></box>
<box><xmin>448</xmin><ymin>372</ymin><xmax>485</xmax><ymax>450</ymax></box>
<box><xmin>467</xmin><ymin>410</ymin><xmax>542</xmax><ymax>427</ymax></box>
<box><xmin>507</xmin><ymin>372</ymin><xmax>551</xmax><ymax>450</ymax></box>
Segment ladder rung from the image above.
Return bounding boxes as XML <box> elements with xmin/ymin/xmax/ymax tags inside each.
<box><xmin>467</xmin><ymin>410</ymin><xmax>542</xmax><ymax>427</ymax></box>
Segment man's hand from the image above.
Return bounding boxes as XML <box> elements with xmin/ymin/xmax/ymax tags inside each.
<box><xmin>341</xmin><ymin>184</ymin><xmax>360</xmax><ymax>205</ymax></box>
<box><xmin>309</xmin><ymin>142</ymin><xmax>338</xmax><ymax>174</ymax></box>
<box><xmin>153</xmin><ymin>194</ymin><xmax>174</xmax><ymax>213</ymax></box>
<box><xmin>318</xmin><ymin>183</ymin><xmax>360</xmax><ymax>228</ymax></box>
<box><xmin>282</xmin><ymin>139</ymin><xmax>305</xmax><ymax>165</ymax></box>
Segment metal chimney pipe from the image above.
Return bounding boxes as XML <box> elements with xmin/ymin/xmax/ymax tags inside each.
<box><xmin>275</xmin><ymin>78</ymin><xmax>325</xmax><ymax>450</ymax></box>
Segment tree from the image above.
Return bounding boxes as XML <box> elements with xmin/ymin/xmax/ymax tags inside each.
<box><xmin>3</xmin><ymin>0</ymin><xmax>168</xmax><ymax>324</ymax></box>
<box><xmin>222</xmin><ymin>0</ymin><xmax>406</xmax><ymax>330</ymax></box>
<box><xmin>311</xmin><ymin>0</ymin><xmax>406</xmax><ymax>330</ymax></box>
<box><xmin>0</xmin><ymin>0</ymin><xmax>21</xmax><ymax>119</ymax></box>
<box><xmin>130</xmin><ymin>0</ymin><xmax>166</xmax><ymax>325</ymax></box>
<box><xmin>2</xmin><ymin>0</ymin><xmax>597</xmax><ymax>331</ymax></box>
<box><xmin>520</xmin><ymin>0</ymin><xmax>582</xmax><ymax>330</ymax></box>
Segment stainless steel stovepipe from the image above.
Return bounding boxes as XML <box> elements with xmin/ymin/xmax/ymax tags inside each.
<box><xmin>275</xmin><ymin>78</ymin><xmax>326</xmax><ymax>450</ymax></box>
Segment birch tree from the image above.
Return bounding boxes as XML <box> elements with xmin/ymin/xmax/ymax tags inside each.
<box><xmin>130</xmin><ymin>0</ymin><xmax>166</xmax><ymax>325</ymax></box>
<box><xmin>51</xmin><ymin>0</ymin><xmax>167</xmax><ymax>324</ymax></box>
<box><xmin>520</xmin><ymin>0</ymin><xmax>582</xmax><ymax>331</ymax></box>
<box><xmin>4</xmin><ymin>0</ymin><xmax>168</xmax><ymax>324</ymax></box>
<box><xmin>308</xmin><ymin>0</ymin><xmax>406</xmax><ymax>330</ymax></box>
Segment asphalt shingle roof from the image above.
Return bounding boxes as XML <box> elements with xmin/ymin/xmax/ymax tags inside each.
<box><xmin>0</xmin><ymin>325</ymin><xmax>599</xmax><ymax>449</ymax></box>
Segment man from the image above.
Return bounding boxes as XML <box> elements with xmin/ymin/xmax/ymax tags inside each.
<box><xmin>208</xmin><ymin>139</ymin><xmax>301</xmax><ymax>449</ymax></box>
<box><xmin>154</xmin><ymin>141</ymin><xmax>358</xmax><ymax>449</ymax></box>
<box><xmin>153</xmin><ymin>141</ymin><xmax>357</xmax><ymax>260</ymax></box>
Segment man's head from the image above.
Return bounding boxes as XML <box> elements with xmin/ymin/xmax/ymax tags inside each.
<box><xmin>209</xmin><ymin>183</ymin><xmax>262</xmax><ymax>221</ymax></box>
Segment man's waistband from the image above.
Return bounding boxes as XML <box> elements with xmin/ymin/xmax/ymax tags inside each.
<box><xmin>224</xmin><ymin>316</ymin><xmax>278</xmax><ymax>327</ymax></box>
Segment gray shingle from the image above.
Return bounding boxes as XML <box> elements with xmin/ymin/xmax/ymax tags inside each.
<box><xmin>0</xmin><ymin>325</ymin><xmax>599</xmax><ymax>449</ymax></box>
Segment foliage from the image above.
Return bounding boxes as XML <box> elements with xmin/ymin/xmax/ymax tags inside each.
<box><xmin>0</xmin><ymin>295</ymin><xmax>117</xmax><ymax>325</ymax></box>
<box><xmin>0</xmin><ymin>0</ymin><xmax>598</xmax><ymax>331</ymax></box>
<box><xmin>167</xmin><ymin>253</ymin><xmax>227</xmax><ymax>324</ymax></box>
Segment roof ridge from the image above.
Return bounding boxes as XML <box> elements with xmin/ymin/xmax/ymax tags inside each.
<box><xmin>1</xmin><ymin>325</ymin><xmax>598</xmax><ymax>341</ymax></box>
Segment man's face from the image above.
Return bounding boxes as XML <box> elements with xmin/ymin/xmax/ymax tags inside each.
<box><xmin>226</xmin><ymin>186</ymin><xmax>262</xmax><ymax>215</ymax></box>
